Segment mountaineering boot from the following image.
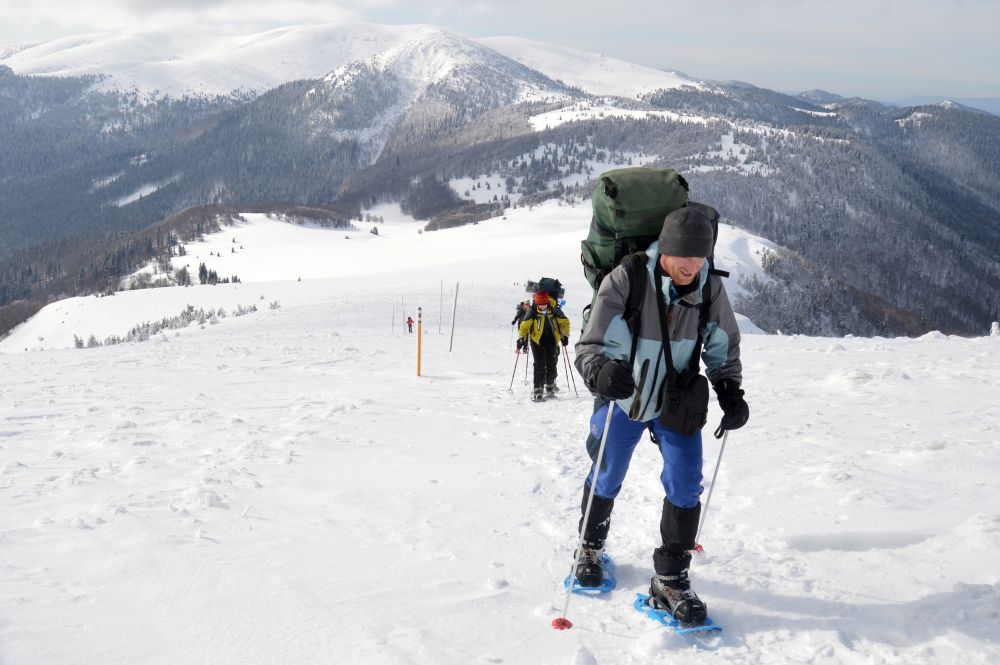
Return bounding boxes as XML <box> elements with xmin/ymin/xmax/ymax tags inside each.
<box><xmin>544</xmin><ymin>383</ymin><xmax>559</xmax><ymax>397</ymax></box>
<box><xmin>578</xmin><ymin>485</ymin><xmax>615</xmax><ymax>551</ymax></box>
<box><xmin>574</xmin><ymin>547</ymin><xmax>604</xmax><ymax>587</ymax></box>
<box><xmin>648</xmin><ymin>570</ymin><xmax>707</xmax><ymax>625</ymax></box>
<box><xmin>532</xmin><ymin>387</ymin><xmax>545</xmax><ymax>402</ymax></box>
<box><xmin>650</xmin><ymin>548</ymin><xmax>706</xmax><ymax>624</ymax></box>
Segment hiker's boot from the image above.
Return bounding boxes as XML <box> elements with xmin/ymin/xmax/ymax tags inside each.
<box><xmin>532</xmin><ymin>387</ymin><xmax>544</xmax><ymax>402</ymax></box>
<box><xmin>544</xmin><ymin>383</ymin><xmax>558</xmax><ymax>397</ymax></box>
<box><xmin>574</xmin><ymin>547</ymin><xmax>604</xmax><ymax>587</ymax></box>
<box><xmin>648</xmin><ymin>569</ymin><xmax>707</xmax><ymax>625</ymax></box>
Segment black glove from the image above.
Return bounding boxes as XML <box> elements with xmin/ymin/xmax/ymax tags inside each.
<box><xmin>516</xmin><ymin>338</ymin><xmax>526</xmax><ymax>351</ymax></box>
<box><xmin>713</xmin><ymin>379</ymin><xmax>749</xmax><ymax>437</ymax></box>
<box><xmin>594</xmin><ymin>360</ymin><xmax>635</xmax><ymax>400</ymax></box>
<box><xmin>561</xmin><ymin>336</ymin><xmax>569</xmax><ymax>347</ymax></box>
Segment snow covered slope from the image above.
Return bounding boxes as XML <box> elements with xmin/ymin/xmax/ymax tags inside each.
<box><xmin>1</xmin><ymin>23</ymin><xmax>701</xmax><ymax>99</ymax></box>
<box><xmin>0</xmin><ymin>24</ymin><xmax>438</xmax><ymax>98</ymax></box>
<box><xmin>0</xmin><ymin>199</ymin><xmax>768</xmax><ymax>353</ymax></box>
<box><xmin>479</xmin><ymin>35</ymin><xmax>705</xmax><ymax>98</ymax></box>
<box><xmin>3</xmin><ymin>201</ymin><xmax>998</xmax><ymax>664</ymax></box>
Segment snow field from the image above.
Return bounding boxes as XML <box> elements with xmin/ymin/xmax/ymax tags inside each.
<box><xmin>2</xmin><ymin>199</ymin><xmax>998</xmax><ymax>663</ymax></box>
<box><xmin>4</xmin><ymin>297</ymin><xmax>999</xmax><ymax>664</ymax></box>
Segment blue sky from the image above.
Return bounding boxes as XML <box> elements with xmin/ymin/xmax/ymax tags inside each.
<box><xmin>1</xmin><ymin>0</ymin><xmax>997</xmax><ymax>100</ymax></box>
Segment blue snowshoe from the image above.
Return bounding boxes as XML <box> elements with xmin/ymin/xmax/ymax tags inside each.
<box><xmin>634</xmin><ymin>571</ymin><xmax>721</xmax><ymax>634</ymax></box>
<box><xmin>564</xmin><ymin>550</ymin><xmax>616</xmax><ymax>594</ymax></box>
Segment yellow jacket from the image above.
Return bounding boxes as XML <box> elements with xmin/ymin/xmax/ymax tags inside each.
<box><xmin>518</xmin><ymin>297</ymin><xmax>571</xmax><ymax>345</ymax></box>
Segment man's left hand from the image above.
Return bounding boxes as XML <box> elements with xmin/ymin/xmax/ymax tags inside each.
<box><xmin>713</xmin><ymin>379</ymin><xmax>749</xmax><ymax>437</ymax></box>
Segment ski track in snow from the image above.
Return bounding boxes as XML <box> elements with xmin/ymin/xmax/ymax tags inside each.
<box><xmin>2</xmin><ymin>204</ymin><xmax>999</xmax><ymax>663</ymax></box>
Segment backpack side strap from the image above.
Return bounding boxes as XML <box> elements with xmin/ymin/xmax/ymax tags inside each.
<box><xmin>621</xmin><ymin>252</ymin><xmax>649</xmax><ymax>367</ymax></box>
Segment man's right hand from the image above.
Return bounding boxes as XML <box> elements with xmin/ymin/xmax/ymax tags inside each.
<box><xmin>516</xmin><ymin>338</ymin><xmax>526</xmax><ymax>351</ymax></box>
<box><xmin>595</xmin><ymin>360</ymin><xmax>635</xmax><ymax>400</ymax></box>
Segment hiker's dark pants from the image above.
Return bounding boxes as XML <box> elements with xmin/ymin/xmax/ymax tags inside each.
<box><xmin>530</xmin><ymin>341</ymin><xmax>559</xmax><ymax>388</ymax></box>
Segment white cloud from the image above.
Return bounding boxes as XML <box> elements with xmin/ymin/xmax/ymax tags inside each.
<box><xmin>0</xmin><ymin>0</ymin><xmax>359</xmax><ymax>36</ymax></box>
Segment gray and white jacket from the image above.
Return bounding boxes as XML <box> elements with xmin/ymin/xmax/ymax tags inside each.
<box><xmin>574</xmin><ymin>243</ymin><xmax>743</xmax><ymax>422</ymax></box>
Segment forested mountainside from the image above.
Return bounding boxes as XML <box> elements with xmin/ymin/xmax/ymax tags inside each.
<box><xmin>2</xmin><ymin>28</ymin><xmax>998</xmax><ymax>337</ymax></box>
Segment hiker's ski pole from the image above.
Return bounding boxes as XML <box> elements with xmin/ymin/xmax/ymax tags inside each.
<box><xmin>562</xmin><ymin>349</ymin><xmax>579</xmax><ymax>397</ymax></box>
<box><xmin>562</xmin><ymin>349</ymin><xmax>571</xmax><ymax>391</ymax></box>
<box><xmin>553</xmin><ymin>401</ymin><xmax>616</xmax><ymax>631</ymax></box>
<box><xmin>508</xmin><ymin>350</ymin><xmax>521</xmax><ymax>391</ymax></box>
<box><xmin>694</xmin><ymin>430</ymin><xmax>729</xmax><ymax>553</ymax></box>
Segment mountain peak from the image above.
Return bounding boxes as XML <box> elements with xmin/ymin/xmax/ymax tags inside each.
<box><xmin>797</xmin><ymin>89</ymin><xmax>845</xmax><ymax>104</ymax></box>
<box><xmin>1</xmin><ymin>23</ymin><xmax>700</xmax><ymax>101</ymax></box>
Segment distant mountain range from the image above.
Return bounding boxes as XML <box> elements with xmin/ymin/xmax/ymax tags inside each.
<box><xmin>892</xmin><ymin>96</ymin><xmax>1000</xmax><ymax>116</ymax></box>
<box><xmin>1</xmin><ymin>23</ymin><xmax>998</xmax><ymax>337</ymax></box>
<box><xmin>797</xmin><ymin>89</ymin><xmax>999</xmax><ymax>116</ymax></box>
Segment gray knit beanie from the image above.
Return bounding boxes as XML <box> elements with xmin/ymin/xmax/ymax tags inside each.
<box><xmin>658</xmin><ymin>207</ymin><xmax>714</xmax><ymax>258</ymax></box>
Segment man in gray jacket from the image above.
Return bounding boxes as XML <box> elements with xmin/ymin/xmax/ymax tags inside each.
<box><xmin>573</xmin><ymin>206</ymin><xmax>749</xmax><ymax>625</ymax></box>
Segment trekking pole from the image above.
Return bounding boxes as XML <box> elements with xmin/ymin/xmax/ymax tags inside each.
<box><xmin>561</xmin><ymin>349</ymin><xmax>579</xmax><ymax>397</ymax></box>
<box><xmin>508</xmin><ymin>351</ymin><xmax>521</xmax><ymax>391</ymax></box>
<box><xmin>553</xmin><ymin>401</ymin><xmax>616</xmax><ymax>631</ymax></box>
<box><xmin>524</xmin><ymin>348</ymin><xmax>530</xmax><ymax>385</ymax></box>
<box><xmin>694</xmin><ymin>430</ymin><xmax>729</xmax><ymax>553</ymax></box>
<box><xmin>562</xmin><ymin>350</ymin><xmax>570</xmax><ymax>391</ymax></box>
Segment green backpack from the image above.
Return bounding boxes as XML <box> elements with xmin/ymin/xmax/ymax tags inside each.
<box><xmin>580</xmin><ymin>168</ymin><xmax>728</xmax><ymax>335</ymax></box>
<box><xmin>581</xmin><ymin>167</ymin><xmax>690</xmax><ymax>296</ymax></box>
<box><xmin>581</xmin><ymin>167</ymin><xmax>698</xmax><ymax>333</ymax></box>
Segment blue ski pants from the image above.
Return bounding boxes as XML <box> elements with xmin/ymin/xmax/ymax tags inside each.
<box><xmin>585</xmin><ymin>401</ymin><xmax>703</xmax><ymax>509</ymax></box>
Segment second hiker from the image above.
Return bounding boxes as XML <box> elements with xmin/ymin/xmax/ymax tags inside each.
<box><xmin>517</xmin><ymin>290</ymin><xmax>571</xmax><ymax>402</ymax></box>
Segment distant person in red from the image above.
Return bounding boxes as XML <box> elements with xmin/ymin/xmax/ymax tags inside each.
<box><xmin>406</xmin><ymin>316</ymin><xmax>414</xmax><ymax>333</ymax></box>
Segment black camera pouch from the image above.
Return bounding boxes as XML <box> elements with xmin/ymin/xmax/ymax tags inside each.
<box><xmin>658</xmin><ymin>371</ymin><xmax>709</xmax><ymax>435</ymax></box>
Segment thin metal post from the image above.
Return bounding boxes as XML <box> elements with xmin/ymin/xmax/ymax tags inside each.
<box><xmin>417</xmin><ymin>307</ymin><xmax>423</xmax><ymax>376</ymax></box>
<box><xmin>448</xmin><ymin>282</ymin><xmax>459</xmax><ymax>352</ymax></box>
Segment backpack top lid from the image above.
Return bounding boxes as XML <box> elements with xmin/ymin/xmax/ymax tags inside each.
<box><xmin>526</xmin><ymin>277</ymin><xmax>565</xmax><ymax>299</ymax></box>
<box><xmin>591</xmin><ymin>167</ymin><xmax>689</xmax><ymax>238</ymax></box>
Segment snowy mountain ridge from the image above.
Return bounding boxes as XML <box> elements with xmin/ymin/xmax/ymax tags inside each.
<box><xmin>3</xmin><ymin>23</ymin><xmax>999</xmax><ymax>339</ymax></box>
<box><xmin>0</xmin><ymin>23</ymin><xmax>704</xmax><ymax>100</ymax></box>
